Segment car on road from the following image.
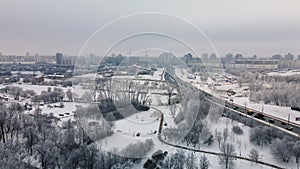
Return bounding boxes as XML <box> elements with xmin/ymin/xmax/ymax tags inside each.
<box><xmin>254</xmin><ymin>113</ymin><xmax>264</xmax><ymax>119</ymax></box>
<box><xmin>286</xmin><ymin>126</ymin><xmax>293</xmax><ymax>131</ymax></box>
<box><xmin>281</xmin><ymin>122</ymin><xmax>287</xmax><ymax>125</ymax></box>
<box><xmin>247</xmin><ymin>110</ymin><xmax>254</xmax><ymax>116</ymax></box>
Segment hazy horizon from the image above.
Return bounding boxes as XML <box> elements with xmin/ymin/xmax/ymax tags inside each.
<box><xmin>1</xmin><ymin>0</ymin><xmax>300</xmax><ymax>57</ymax></box>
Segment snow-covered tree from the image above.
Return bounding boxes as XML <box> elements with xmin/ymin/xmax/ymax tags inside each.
<box><xmin>271</xmin><ymin>137</ymin><xmax>293</xmax><ymax>162</ymax></box>
<box><xmin>186</xmin><ymin>152</ymin><xmax>197</xmax><ymax>169</ymax></box>
<box><xmin>219</xmin><ymin>142</ymin><xmax>235</xmax><ymax>169</ymax></box>
<box><xmin>293</xmin><ymin>141</ymin><xmax>300</xmax><ymax>164</ymax></box>
<box><xmin>215</xmin><ymin>131</ymin><xmax>222</xmax><ymax>148</ymax></box>
<box><xmin>248</xmin><ymin>148</ymin><xmax>259</xmax><ymax>162</ymax></box>
<box><xmin>199</xmin><ymin>154</ymin><xmax>210</xmax><ymax>169</ymax></box>
<box><xmin>223</xmin><ymin>128</ymin><xmax>229</xmax><ymax>143</ymax></box>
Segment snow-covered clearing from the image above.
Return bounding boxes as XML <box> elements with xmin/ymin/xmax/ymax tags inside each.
<box><xmin>96</xmin><ymin>107</ymin><xmax>160</xmax><ymax>151</ymax></box>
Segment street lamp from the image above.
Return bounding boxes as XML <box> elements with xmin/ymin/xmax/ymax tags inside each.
<box><xmin>288</xmin><ymin>113</ymin><xmax>291</xmax><ymax>128</ymax></box>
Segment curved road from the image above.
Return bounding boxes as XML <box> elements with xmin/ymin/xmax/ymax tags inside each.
<box><xmin>151</xmin><ymin>106</ymin><xmax>286</xmax><ymax>169</ymax></box>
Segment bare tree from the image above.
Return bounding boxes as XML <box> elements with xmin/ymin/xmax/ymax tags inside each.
<box><xmin>0</xmin><ymin>101</ymin><xmax>7</xmax><ymax>143</ymax></box>
<box><xmin>293</xmin><ymin>141</ymin><xmax>300</xmax><ymax>164</ymax></box>
<box><xmin>169</xmin><ymin>103</ymin><xmax>177</xmax><ymax>118</ymax></box>
<box><xmin>215</xmin><ymin>131</ymin><xmax>222</xmax><ymax>148</ymax></box>
<box><xmin>248</xmin><ymin>148</ymin><xmax>259</xmax><ymax>162</ymax></box>
<box><xmin>271</xmin><ymin>137</ymin><xmax>293</xmax><ymax>162</ymax></box>
<box><xmin>66</xmin><ymin>89</ymin><xmax>73</xmax><ymax>101</ymax></box>
<box><xmin>199</xmin><ymin>154</ymin><xmax>210</xmax><ymax>169</ymax></box>
<box><xmin>219</xmin><ymin>142</ymin><xmax>235</xmax><ymax>169</ymax></box>
<box><xmin>34</xmin><ymin>140</ymin><xmax>58</xmax><ymax>169</ymax></box>
<box><xmin>223</xmin><ymin>128</ymin><xmax>229</xmax><ymax>143</ymax></box>
<box><xmin>8</xmin><ymin>86</ymin><xmax>22</xmax><ymax>100</ymax></box>
<box><xmin>186</xmin><ymin>152</ymin><xmax>197</xmax><ymax>169</ymax></box>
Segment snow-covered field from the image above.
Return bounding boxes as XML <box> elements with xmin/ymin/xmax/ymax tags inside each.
<box><xmin>97</xmin><ymin>107</ymin><xmax>160</xmax><ymax>151</ymax></box>
<box><xmin>39</xmin><ymin>102</ymin><xmax>89</xmax><ymax>122</ymax></box>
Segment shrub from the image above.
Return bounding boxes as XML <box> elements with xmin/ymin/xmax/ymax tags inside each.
<box><xmin>232</xmin><ymin>126</ymin><xmax>243</xmax><ymax>135</ymax></box>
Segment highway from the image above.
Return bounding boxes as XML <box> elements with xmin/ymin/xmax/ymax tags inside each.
<box><xmin>165</xmin><ymin>66</ymin><xmax>300</xmax><ymax>140</ymax></box>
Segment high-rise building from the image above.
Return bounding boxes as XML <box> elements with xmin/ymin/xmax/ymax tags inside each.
<box><xmin>56</xmin><ymin>52</ymin><xmax>63</xmax><ymax>64</ymax></box>
<box><xmin>158</xmin><ymin>52</ymin><xmax>179</xmax><ymax>65</ymax></box>
<box><xmin>284</xmin><ymin>53</ymin><xmax>294</xmax><ymax>60</ymax></box>
<box><xmin>298</xmin><ymin>55</ymin><xmax>300</xmax><ymax>60</ymax></box>
<box><xmin>272</xmin><ymin>54</ymin><xmax>283</xmax><ymax>60</ymax></box>
<box><xmin>235</xmin><ymin>54</ymin><xmax>243</xmax><ymax>60</ymax></box>
<box><xmin>225</xmin><ymin>53</ymin><xmax>233</xmax><ymax>61</ymax></box>
<box><xmin>35</xmin><ymin>54</ymin><xmax>39</xmax><ymax>63</ymax></box>
<box><xmin>183</xmin><ymin>53</ymin><xmax>192</xmax><ymax>64</ymax></box>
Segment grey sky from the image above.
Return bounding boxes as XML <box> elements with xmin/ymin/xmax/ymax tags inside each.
<box><xmin>1</xmin><ymin>0</ymin><xmax>300</xmax><ymax>57</ymax></box>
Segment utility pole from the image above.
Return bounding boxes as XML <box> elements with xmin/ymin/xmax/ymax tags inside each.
<box><xmin>288</xmin><ymin>113</ymin><xmax>291</xmax><ymax>127</ymax></box>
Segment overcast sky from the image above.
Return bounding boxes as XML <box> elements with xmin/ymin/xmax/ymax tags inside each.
<box><xmin>1</xmin><ymin>0</ymin><xmax>300</xmax><ymax>57</ymax></box>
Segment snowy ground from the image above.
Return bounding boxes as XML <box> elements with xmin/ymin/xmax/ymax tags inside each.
<box><xmin>111</xmin><ymin>68</ymin><xmax>164</xmax><ymax>81</ymax></box>
<box><xmin>39</xmin><ymin>102</ymin><xmax>89</xmax><ymax>122</ymax></box>
<box><xmin>1</xmin><ymin>67</ymin><xmax>298</xmax><ymax>168</ymax></box>
<box><xmin>267</xmin><ymin>69</ymin><xmax>300</xmax><ymax>76</ymax></box>
<box><xmin>10</xmin><ymin>83</ymin><xmax>72</xmax><ymax>94</ymax></box>
<box><xmin>96</xmin><ymin>107</ymin><xmax>160</xmax><ymax>151</ymax></box>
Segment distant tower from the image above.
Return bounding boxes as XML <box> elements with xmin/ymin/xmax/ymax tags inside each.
<box><xmin>183</xmin><ymin>53</ymin><xmax>192</xmax><ymax>64</ymax></box>
<box><xmin>26</xmin><ymin>52</ymin><xmax>30</xmax><ymax>57</ymax></box>
<box><xmin>56</xmin><ymin>52</ymin><xmax>63</xmax><ymax>64</ymax></box>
